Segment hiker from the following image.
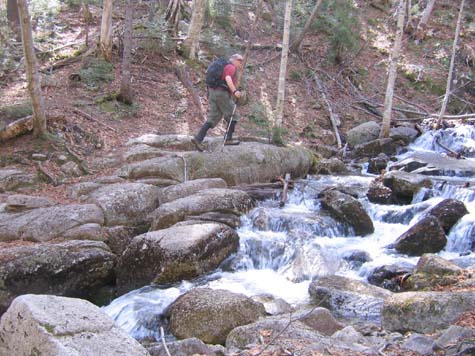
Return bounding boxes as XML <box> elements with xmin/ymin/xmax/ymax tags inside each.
<box><xmin>191</xmin><ymin>53</ymin><xmax>244</xmax><ymax>152</ymax></box>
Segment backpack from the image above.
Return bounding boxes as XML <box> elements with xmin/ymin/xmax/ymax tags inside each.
<box><xmin>205</xmin><ymin>58</ymin><xmax>230</xmax><ymax>89</ymax></box>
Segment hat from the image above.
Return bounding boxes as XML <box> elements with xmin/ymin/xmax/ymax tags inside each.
<box><xmin>229</xmin><ymin>53</ymin><xmax>244</xmax><ymax>62</ymax></box>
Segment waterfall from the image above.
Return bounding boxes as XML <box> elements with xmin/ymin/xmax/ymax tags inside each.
<box><xmin>103</xmin><ymin>125</ymin><xmax>475</xmax><ymax>341</ymax></box>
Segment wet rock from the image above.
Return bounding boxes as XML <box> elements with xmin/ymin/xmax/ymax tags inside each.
<box><xmin>309</xmin><ymin>143</ymin><xmax>340</xmax><ymax>159</ymax></box>
<box><xmin>184</xmin><ymin>211</ymin><xmax>242</xmax><ymax>229</ymax></box>
<box><xmin>390</xmin><ymin>126</ymin><xmax>419</xmax><ymax>145</ymax></box>
<box><xmin>401</xmin><ymin>333</ymin><xmax>434</xmax><ymax>355</ymax></box>
<box><xmin>0</xmin><ymin>169</ymin><xmax>37</xmax><ymax>192</ymax></box>
<box><xmin>425</xmin><ymin>198</ymin><xmax>469</xmax><ymax>233</ymax></box>
<box><xmin>86</xmin><ymin>183</ymin><xmax>160</xmax><ymax>227</ymax></box>
<box><xmin>405</xmin><ymin>254</ymin><xmax>463</xmax><ymax>290</ymax></box>
<box><xmin>313</xmin><ymin>158</ymin><xmax>350</xmax><ymax>175</ymax></box>
<box><xmin>0</xmin><ymin>295</ymin><xmax>149</xmax><ymax>356</ymax></box>
<box><xmin>294</xmin><ymin>307</ymin><xmax>344</xmax><ymax>336</ymax></box>
<box><xmin>308</xmin><ymin>275</ymin><xmax>392</xmax><ymax>323</ymax></box>
<box><xmin>382</xmin><ymin>291</ymin><xmax>475</xmax><ymax>333</ymax></box>
<box><xmin>103</xmin><ymin>225</ymin><xmax>146</xmax><ymax>255</ymax></box>
<box><xmin>342</xmin><ymin>250</ymin><xmax>372</xmax><ymax>268</ymax></box>
<box><xmin>367</xmin><ymin>153</ymin><xmax>390</xmax><ymax>174</ymax></box>
<box><xmin>4</xmin><ymin>194</ymin><xmax>54</xmax><ymax>212</ymax></box>
<box><xmin>366</xmin><ymin>181</ymin><xmax>395</xmax><ymax>204</ymax></box>
<box><xmin>433</xmin><ymin>325</ymin><xmax>475</xmax><ymax>351</ymax></box>
<box><xmin>390</xmin><ymin>156</ymin><xmax>429</xmax><ymax>172</ymax></box>
<box><xmin>383</xmin><ymin>171</ymin><xmax>432</xmax><ymax>204</ymax></box>
<box><xmin>347</xmin><ymin>121</ymin><xmax>380</xmax><ymax>148</ymax></box>
<box><xmin>251</xmin><ymin>294</ymin><xmax>293</xmax><ymax>315</ymax></box>
<box><xmin>157</xmin><ymin>178</ymin><xmax>227</xmax><ymax>204</ymax></box>
<box><xmin>150</xmin><ymin>188</ymin><xmax>253</xmax><ymax>231</ymax></box>
<box><xmin>116</xmin><ymin>223</ymin><xmax>239</xmax><ymax>294</ymax></box>
<box><xmin>0</xmin><ymin>204</ymin><xmax>104</xmax><ymax>242</ymax></box>
<box><xmin>320</xmin><ymin>188</ymin><xmax>374</xmax><ymax>236</ymax></box>
<box><xmin>354</xmin><ymin>138</ymin><xmax>399</xmax><ymax>158</ymax></box>
<box><xmin>147</xmin><ymin>338</ymin><xmax>226</xmax><ymax>356</ymax></box>
<box><xmin>0</xmin><ymin>240</ymin><xmax>116</xmax><ymax>316</ymax></box>
<box><xmin>168</xmin><ymin>288</ymin><xmax>266</xmax><ymax>345</ymax></box>
<box><xmin>393</xmin><ymin>215</ymin><xmax>447</xmax><ymax>256</ymax></box>
<box><xmin>367</xmin><ymin>263</ymin><xmax>414</xmax><ymax>292</ymax></box>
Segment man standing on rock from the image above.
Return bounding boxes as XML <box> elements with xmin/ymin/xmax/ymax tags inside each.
<box><xmin>191</xmin><ymin>54</ymin><xmax>243</xmax><ymax>152</ymax></box>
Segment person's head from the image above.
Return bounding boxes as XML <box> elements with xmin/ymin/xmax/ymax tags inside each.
<box><xmin>229</xmin><ymin>53</ymin><xmax>244</xmax><ymax>69</ymax></box>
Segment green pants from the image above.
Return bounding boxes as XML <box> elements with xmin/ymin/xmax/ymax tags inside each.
<box><xmin>207</xmin><ymin>89</ymin><xmax>238</xmax><ymax>128</ymax></box>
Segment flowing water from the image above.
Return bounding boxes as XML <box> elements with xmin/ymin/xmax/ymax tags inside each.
<box><xmin>103</xmin><ymin>125</ymin><xmax>475</xmax><ymax>341</ymax></box>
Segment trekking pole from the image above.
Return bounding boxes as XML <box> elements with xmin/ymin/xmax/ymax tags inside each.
<box><xmin>222</xmin><ymin>103</ymin><xmax>237</xmax><ymax>149</ymax></box>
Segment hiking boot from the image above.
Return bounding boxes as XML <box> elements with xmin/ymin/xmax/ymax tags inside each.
<box><xmin>191</xmin><ymin>137</ymin><xmax>206</xmax><ymax>152</ymax></box>
<box><xmin>224</xmin><ymin>139</ymin><xmax>240</xmax><ymax>146</ymax></box>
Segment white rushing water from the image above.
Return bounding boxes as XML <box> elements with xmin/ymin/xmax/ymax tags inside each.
<box><xmin>103</xmin><ymin>125</ymin><xmax>475</xmax><ymax>341</ymax></box>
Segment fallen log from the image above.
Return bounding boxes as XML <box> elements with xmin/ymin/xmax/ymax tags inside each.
<box><xmin>279</xmin><ymin>173</ymin><xmax>291</xmax><ymax>207</ymax></box>
<box><xmin>0</xmin><ymin>115</ymin><xmax>33</xmax><ymax>142</ymax></box>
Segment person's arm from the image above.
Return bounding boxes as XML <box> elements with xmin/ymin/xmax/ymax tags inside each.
<box><xmin>225</xmin><ymin>75</ymin><xmax>241</xmax><ymax>98</ymax></box>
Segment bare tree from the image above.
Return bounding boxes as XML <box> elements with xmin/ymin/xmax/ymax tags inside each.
<box><xmin>274</xmin><ymin>0</ymin><xmax>292</xmax><ymax>144</ymax></box>
<box><xmin>415</xmin><ymin>0</ymin><xmax>436</xmax><ymax>41</ymax></box>
<box><xmin>17</xmin><ymin>0</ymin><xmax>47</xmax><ymax>137</ymax></box>
<box><xmin>290</xmin><ymin>0</ymin><xmax>323</xmax><ymax>52</ymax></box>
<box><xmin>100</xmin><ymin>0</ymin><xmax>113</xmax><ymax>61</ymax></box>
<box><xmin>166</xmin><ymin>0</ymin><xmax>183</xmax><ymax>35</ymax></box>
<box><xmin>118</xmin><ymin>0</ymin><xmax>134</xmax><ymax>104</ymax></box>
<box><xmin>183</xmin><ymin>0</ymin><xmax>205</xmax><ymax>59</ymax></box>
<box><xmin>437</xmin><ymin>0</ymin><xmax>465</xmax><ymax>128</ymax></box>
<box><xmin>7</xmin><ymin>0</ymin><xmax>21</xmax><ymax>40</ymax></box>
<box><xmin>380</xmin><ymin>0</ymin><xmax>406</xmax><ymax>138</ymax></box>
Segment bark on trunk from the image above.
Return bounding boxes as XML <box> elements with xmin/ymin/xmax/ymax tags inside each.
<box><xmin>118</xmin><ymin>0</ymin><xmax>134</xmax><ymax>104</ymax></box>
<box><xmin>183</xmin><ymin>0</ymin><xmax>205</xmax><ymax>59</ymax></box>
<box><xmin>290</xmin><ymin>0</ymin><xmax>323</xmax><ymax>52</ymax></box>
<box><xmin>415</xmin><ymin>0</ymin><xmax>436</xmax><ymax>41</ymax></box>
<box><xmin>175</xmin><ymin>63</ymin><xmax>207</xmax><ymax>122</ymax></box>
<box><xmin>7</xmin><ymin>0</ymin><xmax>21</xmax><ymax>40</ymax></box>
<box><xmin>437</xmin><ymin>0</ymin><xmax>465</xmax><ymax>128</ymax></box>
<box><xmin>17</xmin><ymin>0</ymin><xmax>47</xmax><ymax>138</ymax></box>
<box><xmin>100</xmin><ymin>0</ymin><xmax>114</xmax><ymax>61</ymax></box>
<box><xmin>274</xmin><ymin>0</ymin><xmax>292</xmax><ymax>144</ymax></box>
<box><xmin>380</xmin><ymin>0</ymin><xmax>406</xmax><ymax>138</ymax></box>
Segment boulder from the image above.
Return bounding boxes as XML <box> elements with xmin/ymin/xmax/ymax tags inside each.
<box><xmin>103</xmin><ymin>225</ymin><xmax>146</xmax><ymax>256</ymax></box>
<box><xmin>150</xmin><ymin>188</ymin><xmax>254</xmax><ymax>231</ymax></box>
<box><xmin>367</xmin><ymin>153</ymin><xmax>390</xmax><ymax>174</ymax></box>
<box><xmin>147</xmin><ymin>338</ymin><xmax>225</xmax><ymax>356</ymax></box>
<box><xmin>313</xmin><ymin>158</ymin><xmax>350</xmax><ymax>175</ymax></box>
<box><xmin>308</xmin><ymin>275</ymin><xmax>392</xmax><ymax>323</ymax></box>
<box><xmin>294</xmin><ymin>307</ymin><xmax>344</xmax><ymax>336</ymax></box>
<box><xmin>433</xmin><ymin>325</ymin><xmax>475</xmax><ymax>351</ymax></box>
<box><xmin>347</xmin><ymin>121</ymin><xmax>380</xmax><ymax>148</ymax></box>
<box><xmin>116</xmin><ymin>142</ymin><xmax>314</xmax><ymax>186</ymax></box>
<box><xmin>86</xmin><ymin>183</ymin><xmax>160</xmax><ymax>227</ymax></box>
<box><xmin>401</xmin><ymin>333</ymin><xmax>435</xmax><ymax>355</ymax></box>
<box><xmin>168</xmin><ymin>288</ymin><xmax>266</xmax><ymax>345</ymax></box>
<box><xmin>127</xmin><ymin>134</ymin><xmax>196</xmax><ymax>151</ymax></box>
<box><xmin>0</xmin><ymin>169</ymin><xmax>37</xmax><ymax>192</ymax></box>
<box><xmin>393</xmin><ymin>216</ymin><xmax>447</xmax><ymax>256</ymax></box>
<box><xmin>69</xmin><ymin>182</ymin><xmax>104</xmax><ymax>199</ymax></box>
<box><xmin>116</xmin><ymin>223</ymin><xmax>239</xmax><ymax>293</ymax></box>
<box><xmin>389</xmin><ymin>126</ymin><xmax>419</xmax><ymax>145</ymax></box>
<box><xmin>382</xmin><ymin>291</ymin><xmax>475</xmax><ymax>333</ymax></box>
<box><xmin>425</xmin><ymin>199</ymin><xmax>469</xmax><ymax>233</ymax></box>
<box><xmin>354</xmin><ymin>138</ymin><xmax>399</xmax><ymax>158</ymax></box>
<box><xmin>0</xmin><ymin>294</ymin><xmax>149</xmax><ymax>356</ymax></box>
<box><xmin>366</xmin><ymin>181</ymin><xmax>395</xmax><ymax>204</ymax></box>
<box><xmin>383</xmin><ymin>171</ymin><xmax>432</xmax><ymax>204</ymax></box>
<box><xmin>124</xmin><ymin>143</ymin><xmax>166</xmax><ymax>163</ymax></box>
<box><xmin>0</xmin><ymin>240</ymin><xmax>116</xmax><ymax>315</ymax></box>
<box><xmin>4</xmin><ymin>194</ymin><xmax>55</xmax><ymax>212</ymax></box>
<box><xmin>367</xmin><ymin>263</ymin><xmax>415</xmax><ymax>292</ymax></box>
<box><xmin>320</xmin><ymin>188</ymin><xmax>374</xmax><ymax>236</ymax></box>
<box><xmin>157</xmin><ymin>178</ymin><xmax>227</xmax><ymax>204</ymax></box>
<box><xmin>251</xmin><ymin>294</ymin><xmax>293</xmax><ymax>315</ymax></box>
<box><xmin>0</xmin><ymin>204</ymin><xmax>104</xmax><ymax>242</ymax></box>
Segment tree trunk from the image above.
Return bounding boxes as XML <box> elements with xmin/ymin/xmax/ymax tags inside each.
<box><xmin>273</xmin><ymin>0</ymin><xmax>292</xmax><ymax>144</ymax></box>
<box><xmin>166</xmin><ymin>0</ymin><xmax>182</xmax><ymax>35</ymax></box>
<box><xmin>17</xmin><ymin>0</ymin><xmax>47</xmax><ymax>138</ymax></box>
<box><xmin>436</xmin><ymin>0</ymin><xmax>465</xmax><ymax>128</ymax></box>
<box><xmin>380</xmin><ymin>0</ymin><xmax>406</xmax><ymax>138</ymax></box>
<box><xmin>183</xmin><ymin>0</ymin><xmax>205</xmax><ymax>59</ymax></box>
<box><xmin>415</xmin><ymin>0</ymin><xmax>436</xmax><ymax>41</ymax></box>
<box><xmin>118</xmin><ymin>0</ymin><xmax>134</xmax><ymax>104</ymax></box>
<box><xmin>7</xmin><ymin>0</ymin><xmax>21</xmax><ymax>40</ymax></box>
<box><xmin>289</xmin><ymin>0</ymin><xmax>323</xmax><ymax>52</ymax></box>
<box><xmin>100</xmin><ymin>0</ymin><xmax>114</xmax><ymax>61</ymax></box>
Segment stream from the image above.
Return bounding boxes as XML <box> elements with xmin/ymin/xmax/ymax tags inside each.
<box><xmin>103</xmin><ymin>125</ymin><xmax>475</xmax><ymax>342</ymax></box>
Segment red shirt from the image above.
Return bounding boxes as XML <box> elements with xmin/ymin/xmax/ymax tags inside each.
<box><xmin>222</xmin><ymin>64</ymin><xmax>237</xmax><ymax>87</ymax></box>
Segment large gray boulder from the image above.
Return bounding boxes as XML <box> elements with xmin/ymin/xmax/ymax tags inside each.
<box><xmin>127</xmin><ymin>134</ymin><xmax>196</xmax><ymax>151</ymax></box>
<box><xmin>0</xmin><ymin>204</ymin><xmax>104</xmax><ymax>242</ymax></box>
<box><xmin>382</xmin><ymin>291</ymin><xmax>475</xmax><ymax>333</ymax></box>
<box><xmin>157</xmin><ymin>178</ymin><xmax>227</xmax><ymax>204</ymax></box>
<box><xmin>0</xmin><ymin>294</ymin><xmax>149</xmax><ymax>356</ymax></box>
<box><xmin>425</xmin><ymin>199</ymin><xmax>469</xmax><ymax>233</ymax></box>
<box><xmin>4</xmin><ymin>194</ymin><xmax>54</xmax><ymax>212</ymax></box>
<box><xmin>320</xmin><ymin>189</ymin><xmax>374</xmax><ymax>236</ymax></box>
<box><xmin>309</xmin><ymin>275</ymin><xmax>392</xmax><ymax>323</ymax></box>
<box><xmin>86</xmin><ymin>183</ymin><xmax>160</xmax><ymax>227</ymax></box>
<box><xmin>116</xmin><ymin>223</ymin><xmax>239</xmax><ymax>293</ymax></box>
<box><xmin>0</xmin><ymin>240</ymin><xmax>116</xmax><ymax>315</ymax></box>
<box><xmin>168</xmin><ymin>288</ymin><xmax>266</xmax><ymax>345</ymax></box>
<box><xmin>150</xmin><ymin>188</ymin><xmax>254</xmax><ymax>230</ymax></box>
<box><xmin>389</xmin><ymin>126</ymin><xmax>419</xmax><ymax>145</ymax></box>
<box><xmin>347</xmin><ymin>121</ymin><xmax>380</xmax><ymax>148</ymax></box>
<box><xmin>393</xmin><ymin>216</ymin><xmax>447</xmax><ymax>256</ymax></box>
<box><xmin>116</xmin><ymin>142</ymin><xmax>314</xmax><ymax>186</ymax></box>
<box><xmin>354</xmin><ymin>138</ymin><xmax>399</xmax><ymax>158</ymax></box>
<box><xmin>124</xmin><ymin>143</ymin><xmax>166</xmax><ymax>163</ymax></box>
<box><xmin>383</xmin><ymin>171</ymin><xmax>432</xmax><ymax>204</ymax></box>
<box><xmin>0</xmin><ymin>168</ymin><xmax>37</xmax><ymax>192</ymax></box>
